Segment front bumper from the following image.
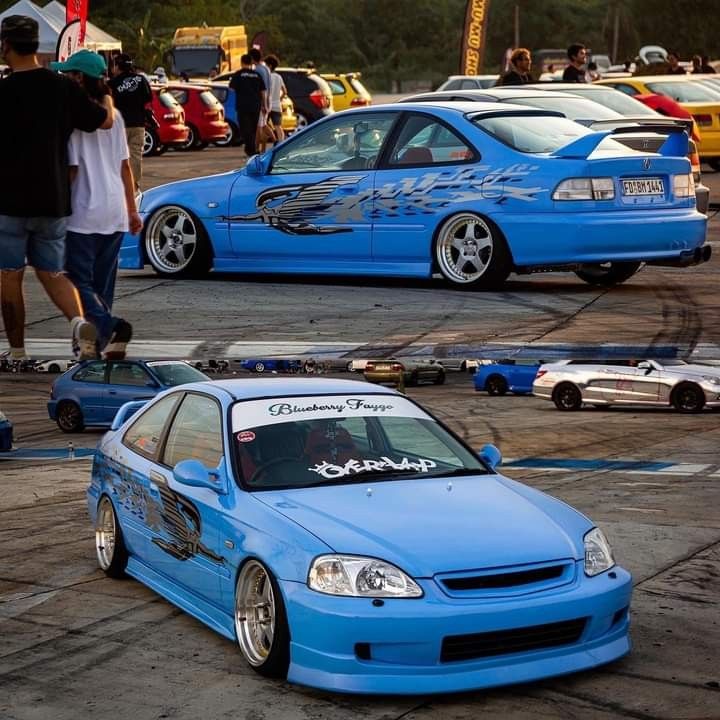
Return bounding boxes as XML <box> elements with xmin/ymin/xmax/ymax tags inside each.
<box><xmin>280</xmin><ymin>563</ymin><xmax>632</xmax><ymax>694</ymax></box>
<box><xmin>500</xmin><ymin>208</ymin><xmax>707</xmax><ymax>267</ymax></box>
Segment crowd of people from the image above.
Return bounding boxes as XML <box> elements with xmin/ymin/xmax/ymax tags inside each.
<box><xmin>498</xmin><ymin>43</ymin><xmax>716</xmax><ymax>86</ymax></box>
<box><xmin>0</xmin><ymin>15</ymin><xmax>146</xmax><ymax>365</ymax></box>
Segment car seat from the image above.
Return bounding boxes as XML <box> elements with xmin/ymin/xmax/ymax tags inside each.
<box><xmin>398</xmin><ymin>146</ymin><xmax>433</xmax><ymax>164</ymax></box>
<box><xmin>237</xmin><ymin>423</ymin><xmax>305</xmax><ymax>482</ymax></box>
<box><xmin>304</xmin><ymin>425</ymin><xmax>358</xmax><ymax>467</ymax></box>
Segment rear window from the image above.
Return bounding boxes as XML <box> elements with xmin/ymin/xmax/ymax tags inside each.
<box><xmin>568</xmin><ymin>88</ymin><xmax>658</xmax><ymax>116</ymax></box>
<box><xmin>200</xmin><ymin>90</ymin><xmax>222</xmax><ymax>107</ymax></box>
<box><xmin>474</xmin><ymin>114</ymin><xmax>590</xmax><ymax>153</ymax></box>
<box><xmin>158</xmin><ymin>91</ymin><xmax>180</xmax><ymax>109</ymax></box>
<box><xmin>645</xmin><ymin>81</ymin><xmax>720</xmax><ymax>103</ymax></box>
<box><xmin>503</xmin><ymin>95</ymin><xmax>621</xmax><ymax>121</ymax></box>
<box><xmin>349</xmin><ymin>77</ymin><xmax>369</xmax><ymax>96</ymax></box>
<box><xmin>211</xmin><ymin>86</ymin><xmax>228</xmax><ymax>103</ymax></box>
<box><xmin>327</xmin><ymin>79</ymin><xmax>346</xmax><ymax>95</ymax></box>
<box><xmin>169</xmin><ymin>89</ymin><xmax>188</xmax><ymax>105</ymax></box>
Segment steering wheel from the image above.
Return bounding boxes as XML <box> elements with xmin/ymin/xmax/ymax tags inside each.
<box><xmin>248</xmin><ymin>457</ymin><xmax>302</xmax><ymax>485</ymax></box>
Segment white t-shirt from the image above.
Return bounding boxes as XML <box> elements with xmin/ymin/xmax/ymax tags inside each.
<box><xmin>269</xmin><ymin>72</ymin><xmax>284</xmax><ymax>112</ymax></box>
<box><xmin>67</xmin><ymin>111</ymin><xmax>130</xmax><ymax>234</ymax></box>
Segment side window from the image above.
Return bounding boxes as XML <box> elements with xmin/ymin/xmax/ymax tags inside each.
<box><xmin>271</xmin><ymin>113</ymin><xmax>397</xmax><ymax>173</ymax></box>
<box><xmin>387</xmin><ymin>114</ymin><xmax>475</xmax><ymax>166</ymax></box>
<box><xmin>460</xmin><ymin>79</ymin><xmax>478</xmax><ymax>89</ymax></box>
<box><xmin>163</xmin><ymin>394</ymin><xmax>223</xmax><ymax>469</ymax></box>
<box><xmin>327</xmin><ymin>79</ymin><xmax>345</xmax><ymax>95</ymax></box>
<box><xmin>73</xmin><ymin>361</ymin><xmax>106</xmax><ymax>383</ymax></box>
<box><xmin>109</xmin><ymin>362</ymin><xmax>153</xmax><ymax>387</ymax></box>
<box><xmin>123</xmin><ymin>395</ymin><xmax>180</xmax><ymax>459</ymax></box>
<box><xmin>444</xmin><ymin>79</ymin><xmax>460</xmax><ymax>90</ymax></box>
<box><xmin>612</xmin><ymin>84</ymin><xmax>638</xmax><ymax>96</ymax></box>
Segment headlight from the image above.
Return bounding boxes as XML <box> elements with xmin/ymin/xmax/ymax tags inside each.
<box><xmin>308</xmin><ymin>555</ymin><xmax>423</xmax><ymax>597</ymax></box>
<box><xmin>584</xmin><ymin>527</ymin><xmax>615</xmax><ymax>576</ymax></box>
<box><xmin>702</xmin><ymin>375</ymin><xmax>720</xmax><ymax>385</ymax></box>
<box><xmin>553</xmin><ymin>177</ymin><xmax>614</xmax><ymax>200</ymax></box>
<box><xmin>672</xmin><ymin>172</ymin><xmax>695</xmax><ymax>198</ymax></box>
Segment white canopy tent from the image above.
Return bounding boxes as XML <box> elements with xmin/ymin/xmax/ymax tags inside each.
<box><xmin>0</xmin><ymin>0</ymin><xmax>121</xmax><ymax>58</ymax></box>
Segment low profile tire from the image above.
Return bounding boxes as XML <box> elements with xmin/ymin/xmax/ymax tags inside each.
<box><xmin>575</xmin><ymin>262</ymin><xmax>641</xmax><ymax>287</ymax></box>
<box><xmin>254</xmin><ymin>362</ymin><xmax>266</xmax><ymax>373</ymax></box>
<box><xmin>179</xmin><ymin>124</ymin><xmax>199</xmax><ymax>151</ymax></box>
<box><xmin>235</xmin><ymin>559</ymin><xmax>290</xmax><ymax>678</ymax></box>
<box><xmin>143</xmin><ymin>128</ymin><xmax>160</xmax><ymax>157</ymax></box>
<box><xmin>434</xmin><ymin>369</ymin><xmax>446</xmax><ymax>385</ymax></box>
<box><xmin>56</xmin><ymin>400</ymin><xmax>84</xmax><ymax>432</ymax></box>
<box><xmin>435</xmin><ymin>213</ymin><xmax>511</xmax><ymax>289</ymax></box>
<box><xmin>144</xmin><ymin>205</ymin><xmax>212</xmax><ymax>277</ymax></box>
<box><xmin>95</xmin><ymin>496</ymin><xmax>128</xmax><ymax>578</ymax></box>
<box><xmin>552</xmin><ymin>382</ymin><xmax>583</xmax><ymax>411</ymax></box>
<box><xmin>214</xmin><ymin>122</ymin><xmax>237</xmax><ymax>147</ymax></box>
<box><xmin>672</xmin><ymin>383</ymin><xmax>705</xmax><ymax>413</ymax></box>
<box><xmin>486</xmin><ymin>374</ymin><xmax>508</xmax><ymax>396</ymax></box>
<box><xmin>48</xmin><ymin>363</ymin><xmax>61</xmax><ymax>373</ymax></box>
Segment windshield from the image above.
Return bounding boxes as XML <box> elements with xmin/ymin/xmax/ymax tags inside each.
<box><xmin>562</xmin><ymin>87</ymin><xmax>658</xmax><ymax>117</ymax></box>
<box><xmin>147</xmin><ymin>361</ymin><xmax>208</xmax><ymax>386</ymax></box>
<box><xmin>646</xmin><ymin>81</ymin><xmax>720</xmax><ymax>103</ymax></box>
<box><xmin>172</xmin><ymin>47</ymin><xmax>221</xmax><ymax>76</ymax></box>
<box><xmin>231</xmin><ymin>394</ymin><xmax>487</xmax><ymax>489</ymax></box>
<box><xmin>503</xmin><ymin>95</ymin><xmax>622</xmax><ymax>120</ymax></box>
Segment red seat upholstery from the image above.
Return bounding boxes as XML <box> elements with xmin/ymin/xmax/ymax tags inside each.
<box><xmin>398</xmin><ymin>146</ymin><xmax>433</xmax><ymax>164</ymax></box>
<box><xmin>304</xmin><ymin>427</ymin><xmax>357</xmax><ymax>466</ymax></box>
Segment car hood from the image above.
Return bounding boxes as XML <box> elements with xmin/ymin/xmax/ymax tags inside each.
<box><xmin>666</xmin><ymin>363</ymin><xmax>720</xmax><ymax>378</ymax></box>
<box><xmin>254</xmin><ymin>475</ymin><xmax>589</xmax><ymax>577</ymax></box>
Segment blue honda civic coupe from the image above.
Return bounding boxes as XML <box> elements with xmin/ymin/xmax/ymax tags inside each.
<box><xmin>88</xmin><ymin>377</ymin><xmax>632</xmax><ymax>694</ymax></box>
<box><xmin>120</xmin><ymin>102</ymin><xmax>708</xmax><ymax>288</ymax></box>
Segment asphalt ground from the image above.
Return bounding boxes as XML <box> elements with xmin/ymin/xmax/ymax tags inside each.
<box><xmin>1</xmin><ymin>144</ymin><xmax>720</xmax><ymax>719</ymax></box>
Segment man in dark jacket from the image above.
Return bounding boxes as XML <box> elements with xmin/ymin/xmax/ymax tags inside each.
<box><xmin>499</xmin><ymin>48</ymin><xmax>533</xmax><ymax>85</ymax></box>
<box><xmin>229</xmin><ymin>53</ymin><xmax>266</xmax><ymax>157</ymax></box>
<box><xmin>109</xmin><ymin>53</ymin><xmax>151</xmax><ymax>190</ymax></box>
<box><xmin>562</xmin><ymin>43</ymin><xmax>588</xmax><ymax>82</ymax></box>
<box><xmin>0</xmin><ymin>15</ymin><xmax>113</xmax><ymax>363</ymax></box>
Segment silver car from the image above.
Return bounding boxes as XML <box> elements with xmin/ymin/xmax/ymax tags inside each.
<box><xmin>533</xmin><ymin>359</ymin><xmax>720</xmax><ymax>413</ymax></box>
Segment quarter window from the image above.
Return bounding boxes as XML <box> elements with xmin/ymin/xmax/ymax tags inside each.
<box><xmin>109</xmin><ymin>362</ymin><xmax>153</xmax><ymax>387</ymax></box>
<box><xmin>73</xmin><ymin>361</ymin><xmax>106</xmax><ymax>383</ymax></box>
<box><xmin>387</xmin><ymin>114</ymin><xmax>475</xmax><ymax>166</ymax></box>
<box><xmin>271</xmin><ymin>113</ymin><xmax>397</xmax><ymax>173</ymax></box>
<box><xmin>163</xmin><ymin>394</ymin><xmax>224</xmax><ymax>469</ymax></box>
<box><xmin>123</xmin><ymin>395</ymin><xmax>180</xmax><ymax>459</ymax></box>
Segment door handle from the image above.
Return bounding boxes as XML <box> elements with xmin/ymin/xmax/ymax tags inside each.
<box><xmin>108</xmin><ymin>390</ymin><xmax>117</xmax><ymax>394</ymax></box>
<box><xmin>338</xmin><ymin>183</ymin><xmax>360</xmax><ymax>193</ymax></box>
<box><xmin>149</xmin><ymin>470</ymin><xmax>167</xmax><ymax>486</ymax></box>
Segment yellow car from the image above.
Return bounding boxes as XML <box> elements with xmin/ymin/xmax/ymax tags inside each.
<box><xmin>320</xmin><ymin>72</ymin><xmax>372</xmax><ymax>111</ymax></box>
<box><xmin>596</xmin><ymin>75</ymin><xmax>720</xmax><ymax>164</ymax></box>
<box><xmin>280</xmin><ymin>93</ymin><xmax>298</xmax><ymax>135</ymax></box>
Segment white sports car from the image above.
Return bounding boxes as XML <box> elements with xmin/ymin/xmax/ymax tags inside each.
<box><xmin>533</xmin><ymin>359</ymin><xmax>720</xmax><ymax>413</ymax></box>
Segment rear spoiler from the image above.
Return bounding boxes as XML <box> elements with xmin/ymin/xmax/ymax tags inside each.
<box><xmin>587</xmin><ymin>117</ymin><xmax>693</xmax><ymax>134</ymax></box>
<box><xmin>552</xmin><ymin>126</ymin><xmax>689</xmax><ymax>160</ymax></box>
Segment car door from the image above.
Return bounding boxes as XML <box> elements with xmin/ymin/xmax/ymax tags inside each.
<box><xmin>105</xmin><ymin>362</ymin><xmax>159</xmax><ymax>422</ymax></box>
<box><xmin>372</xmin><ymin>112</ymin><xmax>478</xmax><ymax>270</ymax></box>
<box><xmin>69</xmin><ymin>361</ymin><xmax>108</xmax><ymax>424</ymax></box>
<box><xmin>227</xmin><ymin>112</ymin><xmax>399</xmax><ymax>269</ymax></box>
<box><xmin>141</xmin><ymin>391</ymin><xmax>227</xmax><ymax>606</ymax></box>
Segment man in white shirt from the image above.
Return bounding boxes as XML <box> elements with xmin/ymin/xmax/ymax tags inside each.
<box><xmin>265</xmin><ymin>54</ymin><xmax>286</xmax><ymax>142</ymax></box>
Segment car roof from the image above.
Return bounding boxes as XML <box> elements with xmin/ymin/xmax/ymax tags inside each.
<box><xmin>409</xmin><ymin>88</ymin><xmax>592</xmax><ymax>101</ymax></box>
<box><xmin>445</xmin><ymin>74</ymin><xmax>499</xmax><ymax>80</ymax></box>
<box><xmin>362</xmin><ymin>100</ymin><xmax>565</xmax><ymax>117</ymax></box>
<box><xmin>525</xmin><ymin>83</ymin><xmax>619</xmax><ymax>92</ymax></box>
<box><xmin>174</xmin><ymin>377</ymin><xmax>403</xmax><ymax>401</ymax></box>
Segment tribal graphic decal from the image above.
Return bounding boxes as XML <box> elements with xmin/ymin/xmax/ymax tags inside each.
<box><xmin>224</xmin><ymin>164</ymin><xmax>547</xmax><ymax>236</ymax></box>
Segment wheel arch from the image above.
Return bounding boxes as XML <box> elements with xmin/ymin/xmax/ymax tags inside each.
<box><xmin>670</xmin><ymin>380</ymin><xmax>706</xmax><ymax>410</ymax></box>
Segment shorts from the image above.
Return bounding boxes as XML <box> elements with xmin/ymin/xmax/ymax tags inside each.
<box><xmin>269</xmin><ymin>111</ymin><xmax>282</xmax><ymax>127</ymax></box>
<box><xmin>0</xmin><ymin>214</ymin><xmax>66</xmax><ymax>272</ymax></box>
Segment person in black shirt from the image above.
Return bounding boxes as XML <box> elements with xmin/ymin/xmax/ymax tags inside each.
<box><xmin>0</xmin><ymin>15</ymin><xmax>113</xmax><ymax>363</ymax></box>
<box><xmin>700</xmin><ymin>55</ymin><xmax>716</xmax><ymax>74</ymax></box>
<box><xmin>562</xmin><ymin>43</ymin><xmax>588</xmax><ymax>83</ymax></box>
<box><xmin>229</xmin><ymin>54</ymin><xmax>266</xmax><ymax>157</ymax></box>
<box><xmin>109</xmin><ymin>53</ymin><xmax>152</xmax><ymax>190</ymax></box>
<box><xmin>666</xmin><ymin>51</ymin><xmax>687</xmax><ymax>75</ymax></box>
<box><xmin>498</xmin><ymin>48</ymin><xmax>533</xmax><ymax>85</ymax></box>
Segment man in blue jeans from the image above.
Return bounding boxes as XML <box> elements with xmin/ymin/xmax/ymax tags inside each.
<box><xmin>0</xmin><ymin>16</ymin><xmax>114</xmax><ymax>363</ymax></box>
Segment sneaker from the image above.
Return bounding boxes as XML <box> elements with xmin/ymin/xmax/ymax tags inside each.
<box><xmin>72</xmin><ymin>321</ymin><xmax>98</xmax><ymax>361</ymax></box>
<box><xmin>104</xmin><ymin>320</ymin><xmax>133</xmax><ymax>361</ymax></box>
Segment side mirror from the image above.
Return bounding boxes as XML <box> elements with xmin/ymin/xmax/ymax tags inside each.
<box><xmin>479</xmin><ymin>443</ymin><xmax>502</xmax><ymax>470</ymax></box>
<box><xmin>173</xmin><ymin>458</ymin><xmax>227</xmax><ymax>493</ymax></box>
<box><xmin>110</xmin><ymin>400</ymin><xmax>148</xmax><ymax>431</ymax></box>
<box><xmin>246</xmin><ymin>154</ymin><xmax>269</xmax><ymax>176</ymax></box>
<box><xmin>637</xmin><ymin>361</ymin><xmax>652</xmax><ymax>374</ymax></box>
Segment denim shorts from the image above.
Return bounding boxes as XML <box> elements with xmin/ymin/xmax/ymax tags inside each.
<box><xmin>0</xmin><ymin>215</ymin><xmax>67</xmax><ymax>272</ymax></box>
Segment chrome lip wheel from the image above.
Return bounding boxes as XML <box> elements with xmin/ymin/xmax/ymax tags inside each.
<box><xmin>437</xmin><ymin>214</ymin><xmax>493</xmax><ymax>284</ymax></box>
<box><xmin>235</xmin><ymin>560</ymin><xmax>276</xmax><ymax>667</ymax></box>
<box><xmin>146</xmin><ymin>207</ymin><xmax>198</xmax><ymax>273</ymax></box>
<box><xmin>96</xmin><ymin>498</ymin><xmax>116</xmax><ymax>571</ymax></box>
<box><xmin>143</xmin><ymin>129</ymin><xmax>154</xmax><ymax>155</ymax></box>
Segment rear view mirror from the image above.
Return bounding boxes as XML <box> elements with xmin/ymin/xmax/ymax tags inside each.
<box><xmin>479</xmin><ymin>443</ymin><xmax>502</xmax><ymax>470</ymax></box>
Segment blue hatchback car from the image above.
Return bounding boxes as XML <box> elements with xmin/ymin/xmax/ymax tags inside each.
<box><xmin>48</xmin><ymin>359</ymin><xmax>209</xmax><ymax>432</ymax></box>
<box><xmin>88</xmin><ymin>377</ymin><xmax>632</xmax><ymax>694</ymax></box>
<box><xmin>474</xmin><ymin>359</ymin><xmax>544</xmax><ymax>395</ymax></box>
<box><xmin>120</xmin><ymin>102</ymin><xmax>708</xmax><ymax>288</ymax></box>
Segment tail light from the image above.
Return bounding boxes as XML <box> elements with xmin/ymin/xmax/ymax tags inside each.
<box><xmin>391</xmin><ymin>363</ymin><xmax>404</xmax><ymax>372</ymax></box>
<box><xmin>688</xmin><ymin>139</ymin><xmax>702</xmax><ymax>182</ymax></box>
<box><xmin>365</xmin><ymin>362</ymin><xmax>376</xmax><ymax>371</ymax></box>
<box><xmin>692</xmin><ymin>114</ymin><xmax>712</xmax><ymax>126</ymax></box>
<box><xmin>535</xmin><ymin>370</ymin><xmax>547</xmax><ymax>380</ymax></box>
<box><xmin>309</xmin><ymin>89</ymin><xmax>331</xmax><ymax>109</ymax></box>
<box><xmin>203</xmin><ymin>110</ymin><xmax>220</xmax><ymax>119</ymax></box>
<box><xmin>162</xmin><ymin>112</ymin><xmax>176</xmax><ymax>120</ymax></box>
<box><xmin>350</xmin><ymin>97</ymin><xmax>370</xmax><ymax>107</ymax></box>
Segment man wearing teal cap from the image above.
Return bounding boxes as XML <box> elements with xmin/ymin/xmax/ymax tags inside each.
<box><xmin>0</xmin><ymin>16</ymin><xmax>114</xmax><ymax>364</ymax></box>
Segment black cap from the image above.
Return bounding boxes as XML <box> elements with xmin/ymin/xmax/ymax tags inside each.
<box><xmin>115</xmin><ymin>52</ymin><xmax>133</xmax><ymax>69</ymax></box>
<box><xmin>0</xmin><ymin>15</ymin><xmax>39</xmax><ymax>44</ymax></box>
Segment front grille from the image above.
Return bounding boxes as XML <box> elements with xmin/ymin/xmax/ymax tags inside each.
<box><xmin>440</xmin><ymin>618</ymin><xmax>587</xmax><ymax>663</ymax></box>
<box><xmin>442</xmin><ymin>565</ymin><xmax>564</xmax><ymax>591</ymax></box>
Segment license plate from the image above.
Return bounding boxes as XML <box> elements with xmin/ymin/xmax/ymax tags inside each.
<box><xmin>622</xmin><ymin>178</ymin><xmax>664</xmax><ymax>196</ymax></box>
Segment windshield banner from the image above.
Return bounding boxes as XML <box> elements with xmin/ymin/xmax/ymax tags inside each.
<box><xmin>232</xmin><ymin>395</ymin><xmax>429</xmax><ymax>431</ymax></box>
<box><xmin>460</xmin><ymin>0</ymin><xmax>490</xmax><ymax>75</ymax></box>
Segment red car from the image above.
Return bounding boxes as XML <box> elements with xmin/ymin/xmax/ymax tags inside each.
<box><xmin>166</xmin><ymin>83</ymin><xmax>229</xmax><ymax>150</ymax></box>
<box><xmin>143</xmin><ymin>86</ymin><xmax>190</xmax><ymax>156</ymax></box>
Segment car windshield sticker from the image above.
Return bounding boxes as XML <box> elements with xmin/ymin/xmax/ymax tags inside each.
<box><xmin>237</xmin><ymin>430</ymin><xmax>256</xmax><ymax>443</ymax></box>
<box><xmin>232</xmin><ymin>394</ymin><xmax>429</xmax><ymax>430</ymax></box>
<box><xmin>309</xmin><ymin>456</ymin><xmax>438</xmax><ymax>479</ymax></box>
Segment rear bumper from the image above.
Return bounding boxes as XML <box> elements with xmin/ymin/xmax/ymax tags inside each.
<box><xmin>499</xmin><ymin>208</ymin><xmax>707</xmax><ymax>267</ymax></box>
<box><xmin>199</xmin><ymin>121</ymin><xmax>230</xmax><ymax>141</ymax></box>
<box><xmin>47</xmin><ymin>400</ymin><xmax>57</xmax><ymax>420</ymax></box>
<box><xmin>159</xmin><ymin>123</ymin><xmax>189</xmax><ymax>145</ymax></box>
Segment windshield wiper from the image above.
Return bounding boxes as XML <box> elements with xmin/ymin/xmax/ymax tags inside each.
<box><xmin>423</xmin><ymin>467</ymin><xmax>490</xmax><ymax>479</ymax></box>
